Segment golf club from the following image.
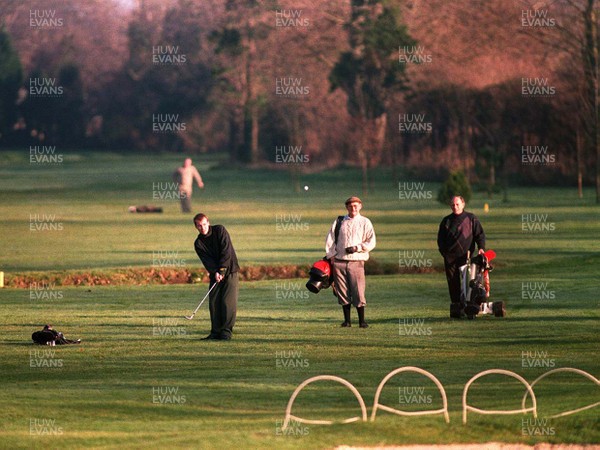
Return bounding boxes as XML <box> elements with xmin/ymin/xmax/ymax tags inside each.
<box><xmin>184</xmin><ymin>281</ymin><xmax>218</xmax><ymax>320</ymax></box>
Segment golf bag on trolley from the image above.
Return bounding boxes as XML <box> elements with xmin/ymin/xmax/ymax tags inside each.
<box><xmin>455</xmin><ymin>249</ymin><xmax>506</xmax><ymax>319</ymax></box>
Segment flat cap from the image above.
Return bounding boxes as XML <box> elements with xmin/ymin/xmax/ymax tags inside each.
<box><xmin>345</xmin><ymin>196</ymin><xmax>362</xmax><ymax>205</ymax></box>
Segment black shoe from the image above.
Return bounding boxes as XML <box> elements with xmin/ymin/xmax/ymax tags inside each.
<box><xmin>342</xmin><ymin>304</ymin><xmax>352</xmax><ymax>327</ymax></box>
<box><xmin>450</xmin><ymin>303</ymin><xmax>466</xmax><ymax>319</ymax></box>
<box><xmin>356</xmin><ymin>306</ymin><xmax>367</xmax><ymax>326</ymax></box>
<box><xmin>201</xmin><ymin>334</ymin><xmax>219</xmax><ymax>340</ymax></box>
<box><xmin>219</xmin><ymin>334</ymin><xmax>232</xmax><ymax>340</ymax></box>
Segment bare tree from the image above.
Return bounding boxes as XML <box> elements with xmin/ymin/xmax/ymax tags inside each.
<box><xmin>515</xmin><ymin>0</ymin><xmax>598</xmax><ymax>200</ymax></box>
<box><xmin>209</xmin><ymin>0</ymin><xmax>276</xmax><ymax>164</ymax></box>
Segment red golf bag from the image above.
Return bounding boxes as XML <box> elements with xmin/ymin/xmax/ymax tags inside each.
<box><xmin>306</xmin><ymin>259</ymin><xmax>332</xmax><ymax>294</ymax></box>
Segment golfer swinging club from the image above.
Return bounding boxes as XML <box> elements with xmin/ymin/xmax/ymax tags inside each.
<box><xmin>193</xmin><ymin>213</ymin><xmax>240</xmax><ymax>340</ymax></box>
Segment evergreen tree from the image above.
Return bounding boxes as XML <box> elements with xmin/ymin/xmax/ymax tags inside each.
<box><xmin>330</xmin><ymin>0</ymin><xmax>414</xmax><ymax>193</ymax></box>
<box><xmin>56</xmin><ymin>63</ymin><xmax>85</xmax><ymax>146</ymax></box>
<box><xmin>0</xmin><ymin>26</ymin><xmax>23</xmax><ymax>145</ymax></box>
<box><xmin>438</xmin><ymin>170</ymin><xmax>472</xmax><ymax>205</ymax></box>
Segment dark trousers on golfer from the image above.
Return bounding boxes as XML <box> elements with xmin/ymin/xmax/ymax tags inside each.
<box><xmin>209</xmin><ymin>272</ymin><xmax>239</xmax><ymax>339</ymax></box>
<box><xmin>444</xmin><ymin>255</ymin><xmax>468</xmax><ymax>304</ymax></box>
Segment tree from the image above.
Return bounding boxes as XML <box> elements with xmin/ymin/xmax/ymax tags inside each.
<box><xmin>99</xmin><ymin>0</ymin><xmax>213</xmax><ymax>150</ymax></box>
<box><xmin>581</xmin><ymin>0</ymin><xmax>599</xmax><ymax>202</ymax></box>
<box><xmin>515</xmin><ymin>0</ymin><xmax>599</xmax><ymax>200</ymax></box>
<box><xmin>147</xmin><ymin>0</ymin><xmax>213</xmax><ymax>151</ymax></box>
<box><xmin>330</xmin><ymin>0</ymin><xmax>414</xmax><ymax>194</ymax></box>
<box><xmin>0</xmin><ymin>26</ymin><xmax>22</xmax><ymax>145</ymax></box>
<box><xmin>55</xmin><ymin>63</ymin><xmax>85</xmax><ymax>146</ymax></box>
<box><xmin>210</xmin><ymin>0</ymin><xmax>275</xmax><ymax>163</ymax></box>
<box><xmin>438</xmin><ymin>170</ymin><xmax>472</xmax><ymax>205</ymax></box>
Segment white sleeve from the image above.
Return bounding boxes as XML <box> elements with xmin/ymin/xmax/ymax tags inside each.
<box><xmin>360</xmin><ymin>218</ymin><xmax>376</xmax><ymax>252</ymax></box>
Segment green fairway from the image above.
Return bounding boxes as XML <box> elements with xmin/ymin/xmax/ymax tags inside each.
<box><xmin>1</xmin><ymin>151</ymin><xmax>599</xmax><ymax>274</ymax></box>
<box><xmin>0</xmin><ymin>277</ymin><xmax>598</xmax><ymax>449</ymax></box>
<box><xmin>0</xmin><ymin>151</ymin><xmax>598</xmax><ymax>448</ymax></box>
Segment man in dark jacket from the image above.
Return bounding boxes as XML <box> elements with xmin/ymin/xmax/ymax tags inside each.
<box><xmin>193</xmin><ymin>213</ymin><xmax>239</xmax><ymax>340</ymax></box>
<box><xmin>437</xmin><ymin>196</ymin><xmax>486</xmax><ymax>318</ymax></box>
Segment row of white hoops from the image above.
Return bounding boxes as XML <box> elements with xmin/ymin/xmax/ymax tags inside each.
<box><xmin>282</xmin><ymin>366</ymin><xmax>599</xmax><ymax>430</ymax></box>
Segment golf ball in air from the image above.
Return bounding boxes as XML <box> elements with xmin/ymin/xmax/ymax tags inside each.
<box><xmin>304</xmin><ymin>185</ymin><xmax>309</xmax><ymax>191</ymax></box>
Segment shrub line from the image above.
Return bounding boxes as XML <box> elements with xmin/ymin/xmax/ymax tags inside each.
<box><xmin>5</xmin><ymin>262</ymin><xmax>441</xmax><ymax>288</ymax></box>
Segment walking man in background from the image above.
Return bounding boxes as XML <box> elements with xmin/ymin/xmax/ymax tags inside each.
<box><xmin>174</xmin><ymin>158</ymin><xmax>204</xmax><ymax>213</ymax></box>
<box><xmin>325</xmin><ymin>196</ymin><xmax>376</xmax><ymax>328</ymax></box>
<box><xmin>437</xmin><ymin>195</ymin><xmax>486</xmax><ymax>318</ymax></box>
<box><xmin>193</xmin><ymin>213</ymin><xmax>239</xmax><ymax>340</ymax></box>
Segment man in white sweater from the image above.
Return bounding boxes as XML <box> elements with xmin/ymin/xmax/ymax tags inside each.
<box><xmin>325</xmin><ymin>196</ymin><xmax>376</xmax><ymax>328</ymax></box>
<box><xmin>173</xmin><ymin>158</ymin><xmax>204</xmax><ymax>213</ymax></box>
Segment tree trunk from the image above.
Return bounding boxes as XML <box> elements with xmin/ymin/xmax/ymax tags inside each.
<box><xmin>228</xmin><ymin>114</ymin><xmax>238</xmax><ymax>164</ymax></box>
<box><xmin>499</xmin><ymin>143</ymin><xmax>509</xmax><ymax>203</ymax></box>
<box><xmin>458</xmin><ymin>114</ymin><xmax>470</xmax><ymax>179</ymax></box>
<box><xmin>577</xmin><ymin>125</ymin><xmax>584</xmax><ymax>198</ymax></box>
<box><xmin>290</xmin><ymin>109</ymin><xmax>301</xmax><ymax>193</ymax></box>
<box><xmin>372</xmin><ymin>113</ymin><xmax>387</xmax><ymax>191</ymax></box>
<box><xmin>489</xmin><ymin>165</ymin><xmax>495</xmax><ymax>199</ymax></box>
<box><xmin>358</xmin><ymin>121</ymin><xmax>369</xmax><ymax>196</ymax></box>
<box><xmin>241</xmin><ymin>38</ymin><xmax>251</xmax><ymax>163</ymax></box>
<box><xmin>361</xmin><ymin>152</ymin><xmax>369</xmax><ymax>196</ymax></box>
<box><xmin>583</xmin><ymin>0</ymin><xmax>599</xmax><ymax>202</ymax></box>
<box><xmin>249</xmin><ymin>21</ymin><xmax>259</xmax><ymax>164</ymax></box>
<box><xmin>392</xmin><ymin>137</ymin><xmax>399</xmax><ymax>187</ymax></box>
<box><xmin>243</xmin><ymin>17</ymin><xmax>260</xmax><ymax>164</ymax></box>
<box><xmin>591</xmin><ymin>3</ymin><xmax>599</xmax><ymax>203</ymax></box>
<box><xmin>595</xmin><ymin>11</ymin><xmax>600</xmax><ymax>204</ymax></box>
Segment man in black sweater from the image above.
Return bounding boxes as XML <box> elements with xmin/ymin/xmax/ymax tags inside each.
<box><xmin>437</xmin><ymin>196</ymin><xmax>486</xmax><ymax>318</ymax></box>
<box><xmin>193</xmin><ymin>213</ymin><xmax>240</xmax><ymax>340</ymax></box>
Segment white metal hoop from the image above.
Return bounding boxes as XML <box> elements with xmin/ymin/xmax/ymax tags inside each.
<box><xmin>282</xmin><ymin>375</ymin><xmax>368</xmax><ymax>431</ymax></box>
<box><xmin>370</xmin><ymin>366</ymin><xmax>450</xmax><ymax>423</ymax></box>
<box><xmin>520</xmin><ymin>367</ymin><xmax>600</xmax><ymax>418</ymax></box>
<box><xmin>462</xmin><ymin>369</ymin><xmax>537</xmax><ymax>424</ymax></box>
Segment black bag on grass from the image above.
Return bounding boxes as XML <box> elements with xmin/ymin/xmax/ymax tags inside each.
<box><xmin>32</xmin><ymin>325</ymin><xmax>81</xmax><ymax>345</ymax></box>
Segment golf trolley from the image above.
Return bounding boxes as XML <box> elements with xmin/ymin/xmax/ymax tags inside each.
<box><xmin>456</xmin><ymin>249</ymin><xmax>506</xmax><ymax>319</ymax></box>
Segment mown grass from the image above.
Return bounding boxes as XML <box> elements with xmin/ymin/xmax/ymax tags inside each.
<box><xmin>1</xmin><ymin>150</ymin><xmax>598</xmax><ymax>273</ymax></box>
<box><xmin>0</xmin><ymin>275</ymin><xmax>598</xmax><ymax>449</ymax></box>
<box><xmin>0</xmin><ymin>151</ymin><xmax>598</xmax><ymax>448</ymax></box>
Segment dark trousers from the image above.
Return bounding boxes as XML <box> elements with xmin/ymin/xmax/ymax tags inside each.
<box><xmin>444</xmin><ymin>255</ymin><xmax>467</xmax><ymax>303</ymax></box>
<box><xmin>208</xmin><ymin>272</ymin><xmax>239</xmax><ymax>338</ymax></box>
<box><xmin>180</xmin><ymin>193</ymin><xmax>192</xmax><ymax>213</ymax></box>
